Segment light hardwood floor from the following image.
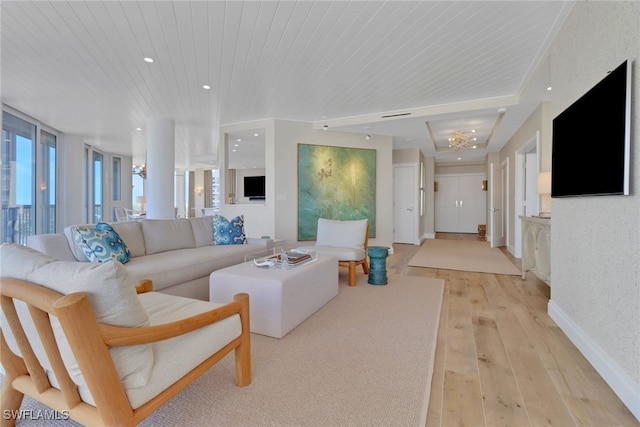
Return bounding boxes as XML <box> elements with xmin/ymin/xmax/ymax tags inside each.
<box><xmin>386</xmin><ymin>233</ymin><xmax>639</xmax><ymax>427</ymax></box>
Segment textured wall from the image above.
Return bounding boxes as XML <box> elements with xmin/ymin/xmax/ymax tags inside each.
<box><xmin>549</xmin><ymin>1</ymin><xmax>639</xmax><ymax>386</ymax></box>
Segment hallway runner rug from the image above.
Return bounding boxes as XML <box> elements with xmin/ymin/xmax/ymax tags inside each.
<box><xmin>408</xmin><ymin>239</ymin><xmax>521</xmax><ymax>275</ymax></box>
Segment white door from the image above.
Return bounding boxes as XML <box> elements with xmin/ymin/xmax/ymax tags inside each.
<box><xmin>435</xmin><ymin>174</ymin><xmax>486</xmax><ymax>233</ymax></box>
<box><xmin>393</xmin><ymin>165</ymin><xmax>417</xmax><ymax>244</ymax></box>
<box><xmin>524</xmin><ymin>152</ymin><xmax>538</xmax><ymax>216</ymax></box>
<box><xmin>489</xmin><ymin>163</ymin><xmax>506</xmax><ymax>247</ymax></box>
<box><xmin>434</xmin><ymin>176</ymin><xmax>459</xmax><ymax>232</ymax></box>
<box><xmin>458</xmin><ymin>175</ymin><xmax>486</xmax><ymax>233</ymax></box>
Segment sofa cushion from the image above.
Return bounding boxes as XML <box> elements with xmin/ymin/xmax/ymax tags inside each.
<box><xmin>316</xmin><ymin>218</ymin><xmax>368</xmax><ymax>249</ymax></box>
<box><xmin>72</xmin><ymin>223</ymin><xmax>132</xmax><ymax>264</ymax></box>
<box><xmin>111</xmin><ymin>221</ymin><xmax>146</xmax><ymax>258</ymax></box>
<box><xmin>141</xmin><ymin>219</ymin><xmax>195</xmax><ymax>255</ymax></box>
<box><xmin>190</xmin><ymin>216</ymin><xmax>214</xmax><ymax>248</ymax></box>
<box><xmin>26</xmin><ymin>233</ymin><xmax>77</xmax><ymax>261</ymax></box>
<box><xmin>123</xmin><ymin>244</ymin><xmax>268</xmax><ymax>292</ymax></box>
<box><xmin>0</xmin><ymin>243</ymin><xmax>153</xmax><ymax>390</ymax></box>
<box><xmin>213</xmin><ymin>214</ymin><xmax>246</xmax><ymax>245</ymax></box>
<box><xmin>64</xmin><ymin>224</ymin><xmax>91</xmax><ymax>262</ymax></box>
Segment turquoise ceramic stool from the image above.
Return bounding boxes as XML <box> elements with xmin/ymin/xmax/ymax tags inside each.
<box><xmin>367</xmin><ymin>246</ymin><xmax>389</xmax><ymax>285</ymax></box>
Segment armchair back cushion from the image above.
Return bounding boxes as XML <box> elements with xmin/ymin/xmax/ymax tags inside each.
<box><xmin>0</xmin><ymin>243</ymin><xmax>153</xmax><ymax>390</ymax></box>
<box><xmin>316</xmin><ymin>218</ymin><xmax>368</xmax><ymax>249</ymax></box>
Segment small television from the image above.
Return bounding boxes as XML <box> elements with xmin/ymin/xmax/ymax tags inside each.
<box><xmin>244</xmin><ymin>175</ymin><xmax>265</xmax><ymax>199</ymax></box>
<box><xmin>551</xmin><ymin>59</ymin><xmax>631</xmax><ymax>198</ymax></box>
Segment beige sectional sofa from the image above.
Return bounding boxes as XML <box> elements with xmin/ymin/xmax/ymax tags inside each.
<box><xmin>26</xmin><ymin>217</ymin><xmax>272</xmax><ymax>300</ymax></box>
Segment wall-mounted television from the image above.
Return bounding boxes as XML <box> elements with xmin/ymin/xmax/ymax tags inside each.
<box><xmin>244</xmin><ymin>175</ymin><xmax>265</xmax><ymax>199</ymax></box>
<box><xmin>551</xmin><ymin>59</ymin><xmax>631</xmax><ymax>198</ymax></box>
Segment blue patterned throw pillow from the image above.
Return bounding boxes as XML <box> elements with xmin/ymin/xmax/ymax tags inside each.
<box><xmin>213</xmin><ymin>215</ymin><xmax>246</xmax><ymax>245</ymax></box>
<box><xmin>73</xmin><ymin>222</ymin><xmax>132</xmax><ymax>263</ymax></box>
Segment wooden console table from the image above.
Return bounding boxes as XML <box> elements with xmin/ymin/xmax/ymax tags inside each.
<box><xmin>520</xmin><ymin>216</ymin><xmax>551</xmax><ymax>285</ymax></box>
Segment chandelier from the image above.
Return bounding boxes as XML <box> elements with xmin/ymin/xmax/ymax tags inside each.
<box><xmin>448</xmin><ymin>130</ymin><xmax>477</xmax><ymax>150</ymax></box>
<box><xmin>132</xmin><ymin>164</ymin><xmax>147</xmax><ymax>179</ymax></box>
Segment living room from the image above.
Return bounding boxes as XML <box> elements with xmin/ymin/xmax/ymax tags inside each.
<box><xmin>1</xmin><ymin>0</ymin><xmax>638</xmax><ymax>424</ymax></box>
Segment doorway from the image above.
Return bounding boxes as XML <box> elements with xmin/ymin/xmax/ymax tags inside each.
<box><xmin>393</xmin><ymin>164</ymin><xmax>418</xmax><ymax>244</ymax></box>
<box><xmin>434</xmin><ymin>173</ymin><xmax>486</xmax><ymax>233</ymax></box>
<box><xmin>514</xmin><ymin>131</ymin><xmax>540</xmax><ymax>258</ymax></box>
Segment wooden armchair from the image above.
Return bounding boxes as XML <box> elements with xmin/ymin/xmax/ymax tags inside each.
<box><xmin>0</xmin><ymin>245</ymin><xmax>251</xmax><ymax>427</ymax></box>
<box><xmin>297</xmin><ymin>218</ymin><xmax>370</xmax><ymax>286</ymax></box>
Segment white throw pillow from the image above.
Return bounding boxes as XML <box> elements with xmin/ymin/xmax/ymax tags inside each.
<box><xmin>0</xmin><ymin>243</ymin><xmax>153</xmax><ymax>389</ymax></box>
<box><xmin>316</xmin><ymin>218</ymin><xmax>368</xmax><ymax>249</ymax></box>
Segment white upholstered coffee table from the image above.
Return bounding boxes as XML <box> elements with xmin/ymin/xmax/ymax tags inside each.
<box><xmin>209</xmin><ymin>255</ymin><xmax>338</xmax><ymax>338</ymax></box>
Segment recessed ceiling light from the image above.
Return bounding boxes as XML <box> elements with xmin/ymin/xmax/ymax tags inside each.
<box><xmin>547</xmin><ymin>86</ymin><xmax>553</xmax><ymax>91</ymax></box>
<box><xmin>143</xmin><ymin>57</ymin><xmax>154</xmax><ymax>63</ymax></box>
<box><xmin>253</xmin><ymin>133</ymin><xmax>259</xmax><ymax>137</ymax></box>
<box><xmin>457</xmin><ymin>157</ymin><xmax>462</xmax><ymax>160</ymax></box>
<box><xmin>136</xmin><ymin>127</ymin><xmax>142</xmax><ymax>131</ymax></box>
<box><xmin>203</xmin><ymin>85</ymin><xmax>211</xmax><ymax>90</ymax></box>
<box><xmin>236</xmin><ymin>138</ymin><xmax>242</xmax><ymax>142</ymax></box>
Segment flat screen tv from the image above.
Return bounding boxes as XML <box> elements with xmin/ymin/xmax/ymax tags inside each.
<box><xmin>551</xmin><ymin>59</ymin><xmax>631</xmax><ymax>197</ymax></box>
<box><xmin>244</xmin><ymin>175</ymin><xmax>265</xmax><ymax>199</ymax></box>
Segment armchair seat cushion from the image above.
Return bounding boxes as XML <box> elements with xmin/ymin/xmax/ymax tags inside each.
<box><xmin>297</xmin><ymin>245</ymin><xmax>365</xmax><ymax>262</ymax></box>
<box><xmin>122</xmin><ymin>292</ymin><xmax>243</xmax><ymax>409</ymax></box>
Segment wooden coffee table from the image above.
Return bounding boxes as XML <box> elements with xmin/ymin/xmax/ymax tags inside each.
<box><xmin>209</xmin><ymin>255</ymin><xmax>338</xmax><ymax>338</ymax></box>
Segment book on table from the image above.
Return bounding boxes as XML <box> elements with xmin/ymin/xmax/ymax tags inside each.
<box><xmin>269</xmin><ymin>252</ymin><xmax>312</xmax><ymax>264</ymax></box>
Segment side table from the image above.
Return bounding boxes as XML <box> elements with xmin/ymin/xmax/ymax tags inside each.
<box><xmin>367</xmin><ymin>246</ymin><xmax>389</xmax><ymax>285</ymax></box>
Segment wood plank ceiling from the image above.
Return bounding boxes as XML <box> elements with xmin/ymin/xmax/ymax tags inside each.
<box><xmin>1</xmin><ymin>1</ymin><xmax>573</xmax><ymax>168</ymax></box>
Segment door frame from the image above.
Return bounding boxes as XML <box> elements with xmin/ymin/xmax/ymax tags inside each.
<box><xmin>514</xmin><ymin>131</ymin><xmax>540</xmax><ymax>258</ymax></box>
<box><xmin>393</xmin><ymin>163</ymin><xmax>419</xmax><ymax>245</ymax></box>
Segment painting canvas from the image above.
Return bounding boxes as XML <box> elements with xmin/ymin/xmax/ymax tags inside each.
<box><xmin>298</xmin><ymin>144</ymin><xmax>376</xmax><ymax>240</ymax></box>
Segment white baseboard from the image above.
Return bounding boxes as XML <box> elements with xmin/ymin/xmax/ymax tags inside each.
<box><xmin>421</xmin><ymin>233</ymin><xmax>435</xmax><ymax>241</ymax></box>
<box><xmin>548</xmin><ymin>300</ymin><xmax>640</xmax><ymax>421</ymax></box>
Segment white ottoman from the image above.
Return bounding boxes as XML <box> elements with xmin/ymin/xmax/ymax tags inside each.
<box><xmin>209</xmin><ymin>255</ymin><xmax>338</xmax><ymax>338</ymax></box>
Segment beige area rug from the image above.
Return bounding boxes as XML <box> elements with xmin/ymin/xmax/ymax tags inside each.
<box><xmin>12</xmin><ymin>273</ymin><xmax>444</xmax><ymax>427</ymax></box>
<box><xmin>408</xmin><ymin>239</ymin><xmax>521</xmax><ymax>275</ymax></box>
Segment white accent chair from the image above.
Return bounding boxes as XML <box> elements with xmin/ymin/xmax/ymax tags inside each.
<box><xmin>113</xmin><ymin>207</ymin><xmax>128</xmax><ymax>222</ymax></box>
<box><xmin>297</xmin><ymin>218</ymin><xmax>369</xmax><ymax>286</ymax></box>
<box><xmin>0</xmin><ymin>243</ymin><xmax>251</xmax><ymax>426</ymax></box>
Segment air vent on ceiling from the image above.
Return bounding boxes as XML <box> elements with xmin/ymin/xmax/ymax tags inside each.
<box><xmin>381</xmin><ymin>112</ymin><xmax>411</xmax><ymax>119</ymax></box>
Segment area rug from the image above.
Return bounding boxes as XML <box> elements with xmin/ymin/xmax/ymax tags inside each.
<box><xmin>408</xmin><ymin>239</ymin><xmax>521</xmax><ymax>275</ymax></box>
<box><xmin>12</xmin><ymin>273</ymin><xmax>444</xmax><ymax>427</ymax></box>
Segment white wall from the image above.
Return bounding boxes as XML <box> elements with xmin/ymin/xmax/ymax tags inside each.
<box><xmin>59</xmin><ymin>134</ymin><xmax>85</xmax><ymax>227</ymax></box>
<box><xmin>545</xmin><ymin>2</ymin><xmax>640</xmax><ymax>419</ymax></box>
<box><xmin>500</xmin><ymin>102</ymin><xmax>553</xmax><ymax>251</ymax></box>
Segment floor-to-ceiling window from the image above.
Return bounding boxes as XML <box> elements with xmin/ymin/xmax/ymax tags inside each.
<box><xmin>2</xmin><ymin>110</ymin><xmax>57</xmax><ymax>244</ymax></box>
<box><xmin>92</xmin><ymin>151</ymin><xmax>104</xmax><ymax>223</ymax></box>
<box><xmin>83</xmin><ymin>146</ymin><xmax>105</xmax><ymax>223</ymax></box>
<box><xmin>40</xmin><ymin>129</ymin><xmax>56</xmax><ymax>234</ymax></box>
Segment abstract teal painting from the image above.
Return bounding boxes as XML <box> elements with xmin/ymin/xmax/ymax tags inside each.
<box><xmin>298</xmin><ymin>144</ymin><xmax>376</xmax><ymax>240</ymax></box>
